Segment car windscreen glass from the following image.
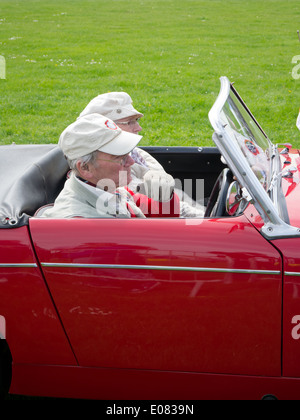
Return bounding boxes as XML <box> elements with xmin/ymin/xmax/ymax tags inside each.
<box><xmin>219</xmin><ymin>89</ymin><xmax>272</xmax><ymax>191</ymax></box>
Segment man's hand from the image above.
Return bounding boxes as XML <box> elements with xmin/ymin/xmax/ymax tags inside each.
<box><xmin>138</xmin><ymin>170</ymin><xmax>175</xmax><ymax>202</ymax></box>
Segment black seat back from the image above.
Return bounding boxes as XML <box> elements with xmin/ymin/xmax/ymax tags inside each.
<box><xmin>0</xmin><ymin>145</ymin><xmax>69</xmax><ymax>228</ymax></box>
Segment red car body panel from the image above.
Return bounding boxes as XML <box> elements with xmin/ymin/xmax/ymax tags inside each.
<box><xmin>273</xmin><ymin>160</ymin><xmax>300</xmax><ymax>378</ymax></box>
<box><xmin>28</xmin><ymin>217</ymin><xmax>282</xmax><ymax>378</ymax></box>
<box><xmin>273</xmin><ymin>170</ymin><xmax>300</xmax><ymax>379</ymax></box>
<box><xmin>274</xmin><ymin>237</ymin><xmax>300</xmax><ymax>378</ymax></box>
<box><xmin>0</xmin><ymin>227</ymin><xmax>76</xmax><ymax>366</ymax></box>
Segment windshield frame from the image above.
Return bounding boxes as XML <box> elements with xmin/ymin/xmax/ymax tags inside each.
<box><xmin>209</xmin><ymin>76</ymin><xmax>300</xmax><ymax>240</ymax></box>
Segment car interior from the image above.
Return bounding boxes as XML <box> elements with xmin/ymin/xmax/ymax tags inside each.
<box><xmin>0</xmin><ymin>144</ymin><xmax>227</xmax><ymax>228</ymax></box>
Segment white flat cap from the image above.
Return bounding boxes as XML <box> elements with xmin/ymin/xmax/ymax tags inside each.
<box><xmin>59</xmin><ymin>113</ymin><xmax>143</xmax><ymax>160</ymax></box>
<box><xmin>79</xmin><ymin>92</ymin><xmax>144</xmax><ymax>121</ymax></box>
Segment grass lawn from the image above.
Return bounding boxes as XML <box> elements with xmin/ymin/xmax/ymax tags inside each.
<box><xmin>0</xmin><ymin>0</ymin><xmax>300</xmax><ymax>148</ymax></box>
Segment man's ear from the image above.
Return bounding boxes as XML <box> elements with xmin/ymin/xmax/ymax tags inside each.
<box><xmin>76</xmin><ymin>160</ymin><xmax>93</xmax><ymax>180</ymax></box>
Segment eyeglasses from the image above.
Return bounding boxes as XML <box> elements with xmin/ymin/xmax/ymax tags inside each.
<box><xmin>95</xmin><ymin>154</ymin><xmax>131</xmax><ymax>167</ymax></box>
<box><xmin>115</xmin><ymin>118</ymin><xmax>141</xmax><ymax>127</ymax></box>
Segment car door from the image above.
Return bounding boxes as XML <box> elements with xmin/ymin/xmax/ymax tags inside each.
<box><xmin>29</xmin><ymin>216</ymin><xmax>282</xmax><ymax>377</ymax></box>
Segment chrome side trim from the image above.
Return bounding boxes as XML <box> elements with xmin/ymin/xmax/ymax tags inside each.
<box><xmin>41</xmin><ymin>262</ymin><xmax>281</xmax><ymax>275</ymax></box>
<box><xmin>0</xmin><ymin>263</ymin><xmax>38</xmax><ymax>268</ymax></box>
<box><xmin>0</xmin><ymin>315</ymin><xmax>6</xmax><ymax>340</ymax></box>
<box><xmin>285</xmin><ymin>272</ymin><xmax>300</xmax><ymax>277</ymax></box>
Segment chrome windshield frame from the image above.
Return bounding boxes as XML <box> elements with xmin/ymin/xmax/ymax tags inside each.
<box><xmin>209</xmin><ymin>77</ymin><xmax>300</xmax><ymax>240</ymax></box>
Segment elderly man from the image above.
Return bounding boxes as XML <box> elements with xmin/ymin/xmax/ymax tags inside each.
<box><xmin>41</xmin><ymin>114</ymin><xmax>180</xmax><ymax>219</ymax></box>
<box><xmin>79</xmin><ymin>92</ymin><xmax>205</xmax><ymax>217</ymax></box>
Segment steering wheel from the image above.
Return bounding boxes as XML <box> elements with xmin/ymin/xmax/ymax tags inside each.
<box><xmin>204</xmin><ymin>168</ymin><xmax>233</xmax><ymax>217</ymax></box>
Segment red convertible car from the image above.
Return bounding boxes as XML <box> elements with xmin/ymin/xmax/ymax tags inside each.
<box><xmin>1</xmin><ymin>77</ymin><xmax>300</xmax><ymax>400</ymax></box>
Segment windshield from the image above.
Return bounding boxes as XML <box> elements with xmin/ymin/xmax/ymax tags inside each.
<box><xmin>219</xmin><ymin>87</ymin><xmax>273</xmax><ymax>191</ymax></box>
<box><xmin>208</xmin><ymin>77</ymin><xmax>300</xmax><ymax>239</ymax></box>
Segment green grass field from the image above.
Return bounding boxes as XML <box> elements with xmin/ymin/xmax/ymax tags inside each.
<box><xmin>0</xmin><ymin>0</ymin><xmax>300</xmax><ymax>148</ymax></box>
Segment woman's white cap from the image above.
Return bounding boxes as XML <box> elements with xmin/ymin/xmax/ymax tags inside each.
<box><xmin>78</xmin><ymin>92</ymin><xmax>144</xmax><ymax>121</ymax></box>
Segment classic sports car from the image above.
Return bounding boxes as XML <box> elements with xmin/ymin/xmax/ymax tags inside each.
<box><xmin>1</xmin><ymin>77</ymin><xmax>300</xmax><ymax>400</ymax></box>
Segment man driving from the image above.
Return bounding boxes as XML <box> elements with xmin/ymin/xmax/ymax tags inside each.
<box><xmin>41</xmin><ymin>114</ymin><xmax>180</xmax><ymax>219</ymax></box>
<box><xmin>79</xmin><ymin>92</ymin><xmax>205</xmax><ymax>217</ymax></box>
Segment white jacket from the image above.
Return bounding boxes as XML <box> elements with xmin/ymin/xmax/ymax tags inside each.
<box><xmin>41</xmin><ymin>172</ymin><xmax>144</xmax><ymax>219</ymax></box>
